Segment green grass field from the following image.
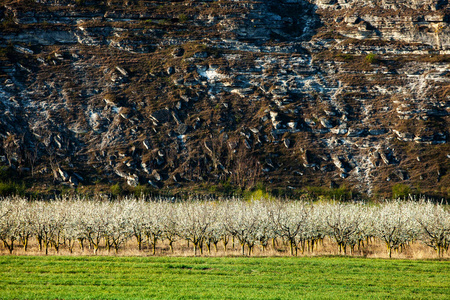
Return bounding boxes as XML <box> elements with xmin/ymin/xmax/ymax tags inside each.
<box><xmin>0</xmin><ymin>256</ymin><xmax>448</xmax><ymax>299</ymax></box>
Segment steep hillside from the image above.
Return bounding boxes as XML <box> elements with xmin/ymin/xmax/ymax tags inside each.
<box><xmin>0</xmin><ymin>0</ymin><xmax>449</xmax><ymax>198</ymax></box>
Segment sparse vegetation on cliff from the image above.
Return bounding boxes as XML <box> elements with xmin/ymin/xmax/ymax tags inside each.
<box><xmin>0</xmin><ymin>0</ymin><xmax>449</xmax><ymax>198</ymax></box>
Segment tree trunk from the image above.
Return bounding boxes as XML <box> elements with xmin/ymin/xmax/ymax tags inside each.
<box><xmin>22</xmin><ymin>236</ymin><xmax>28</xmax><ymax>252</ymax></box>
<box><xmin>206</xmin><ymin>241</ymin><xmax>212</xmax><ymax>254</ymax></box>
<box><xmin>2</xmin><ymin>238</ymin><xmax>14</xmax><ymax>254</ymax></box>
<box><xmin>53</xmin><ymin>232</ymin><xmax>61</xmax><ymax>253</ymax></box>
<box><xmin>272</xmin><ymin>238</ymin><xmax>277</xmax><ymax>251</ymax></box>
<box><xmin>44</xmin><ymin>232</ymin><xmax>49</xmax><ymax>255</ymax></box>
<box><xmin>136</xmin><ymin>233</ymin><xmax>142</xmax><ymax>251</ymax></box>
<box><xmin>222</xmin><ymin>237</ymin><xmax>229</xmax><ymax>252</ymax></box>
<box><xmin>68</xmin><ymin>239</ymin><xmax>74</xmax><ymax>253</ymax></box>
<box><xmin>152</xmin><ymin>236</ymin><xmax>157</xmax><ymax>255</ymax></box>
<box><xmin>78</xmin><ymin>238</ymin><xmax>85</xmax><ymax>251</ymax></box>
<box><xmin>37</xmin><ymin>236</ymin><xmax>43</xmax><ymax>252</ymax></box>
<box><xmin>106</xmin><ymin>237</ymin><xmax>111</xmax><ymax>253</ymax></box>
<box><xmin>8</xmin><ymin>240</ymin><xmax>14</xmax><ymax>254</ymax></box>
<box><xmin>114</xmin><ymin>241</ymin><xmax>119</xmax><ymax>254</ymax></box>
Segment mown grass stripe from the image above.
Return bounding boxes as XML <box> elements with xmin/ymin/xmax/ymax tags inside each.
<box><xmin>0</xmin><ymin>256</ymin><xmax>448</xmax><ymax>299</ymax></box>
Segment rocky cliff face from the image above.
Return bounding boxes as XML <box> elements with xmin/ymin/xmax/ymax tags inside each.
<box><xmin>0</xmin><ymin>0</ymin><xmax>449</xmax><ymax>198</ymax></box>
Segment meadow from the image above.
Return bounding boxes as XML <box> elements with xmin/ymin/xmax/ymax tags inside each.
<box><xmin>0</xmin><ymin>256</ymin><xmax>449</xmax><ymax>299</ymax></box>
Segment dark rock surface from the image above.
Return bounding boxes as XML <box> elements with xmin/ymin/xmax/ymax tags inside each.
<box><xmin>0</xmin><ymin>0</ymin><xmax>449</xmax><ymax>197</ymax></box>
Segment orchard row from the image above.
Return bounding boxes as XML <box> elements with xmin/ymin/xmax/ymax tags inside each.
<box><xmin>0</xmin><ymin>196</ymin><xmax>449</xmax><ymax>257</ymax></box>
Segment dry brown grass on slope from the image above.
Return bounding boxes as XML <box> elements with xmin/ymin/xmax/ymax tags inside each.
<box><xmin>1</xmin><ymin>237</ymin><xmax>447</xmax><ymax>260</ymax></box>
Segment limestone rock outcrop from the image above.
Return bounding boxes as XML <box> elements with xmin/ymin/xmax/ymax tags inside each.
<box><xmin>0</xmin><ymin>0</ymin><xmax>448</xmax><ymax>197</ymax></box>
